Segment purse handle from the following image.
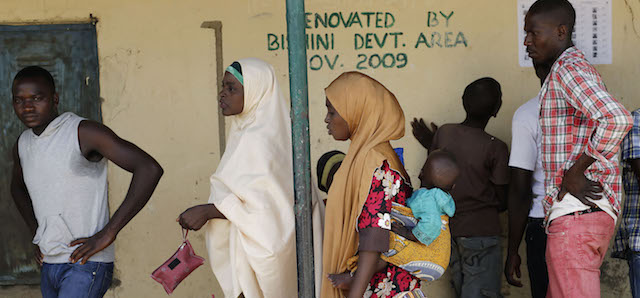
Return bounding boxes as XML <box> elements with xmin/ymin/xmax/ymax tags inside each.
<box><xmin>182</xmin><ymin>228</ymin><xmax>189</xmax><ymax>241</ymax></box>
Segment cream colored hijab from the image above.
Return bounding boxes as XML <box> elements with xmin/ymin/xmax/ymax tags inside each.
<box><xmin>321</xmin><ymin>72</ymin><xmax>407</xmax><ymax>298</ymax></box>
<box><xmin>205</xmin><ymin>58</ymin><xmax>297</xmax><ymax>298</ymax></box>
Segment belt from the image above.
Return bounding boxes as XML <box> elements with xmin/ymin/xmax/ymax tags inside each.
<box><xmin>573</xmin><ymin>206</ymin><xmax>604</xmax><ymax>216</ymax></box>
<box><xmin>546</xmin><ymin>207</ymin><xmax>605</xmax><ymax>234</ymax></box>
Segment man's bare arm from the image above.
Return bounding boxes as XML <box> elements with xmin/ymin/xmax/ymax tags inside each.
<box><xmin>10</xmin><ymin>141</ymin><xmax>43</xmax><ymax>265</ymax></box>
<box><xmin>69</xmin><ymin>120</ymin><xmax>163</xmax><ymax>264</ymax></box>
<box><xmin>504</xmin><ymin>167</ymin><xmax>534</xmax><ymax>287</ymax></box>
<box><xmin>10</xmin><ymin>141</ymin><xmax>37</xmax><ymax>235</ymax></box>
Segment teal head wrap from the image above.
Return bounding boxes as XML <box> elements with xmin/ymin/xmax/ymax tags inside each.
<box><xmin>226</xmin><ymin>61</ymin><xmax>243</xmax><ymax>85</ymax></box>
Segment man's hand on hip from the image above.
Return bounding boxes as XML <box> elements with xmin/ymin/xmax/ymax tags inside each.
<box><xmin>558</xmin><ymin>162</ymin><xmax>602</xmax><ymax>207</ymax></box>
<box><xmin>69</xmin><ymin>229</ymin><xmax>116</xmax><ymax>265</ymax></box>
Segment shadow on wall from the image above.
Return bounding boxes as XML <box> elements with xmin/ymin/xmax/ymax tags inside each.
<box><xmin>0</xmin><ymin>285</ymin><xmax>40</xmax><ymax>298</ymax></box>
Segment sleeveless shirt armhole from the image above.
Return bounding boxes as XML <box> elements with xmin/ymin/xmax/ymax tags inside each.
<box><xmin>75</xmin><ymin>119</ymin><xmax>85</xmax><ymax>155</ymax></box>
<box><xmin>15</xmin><ymin>133</ymin><xmax>22</xmax><ymax>160</ymax></box>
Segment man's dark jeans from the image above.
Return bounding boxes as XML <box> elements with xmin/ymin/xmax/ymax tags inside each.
<box><xmin>526</xmin><ymin>218</ymin><xmax>549</xmax><ymax>298</ymax></box>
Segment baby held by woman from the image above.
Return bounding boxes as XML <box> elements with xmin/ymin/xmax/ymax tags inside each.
<box><xmin>330</xmin><ymin>150</ymin><xmax>460</xmax><ymax>289</ymax></box>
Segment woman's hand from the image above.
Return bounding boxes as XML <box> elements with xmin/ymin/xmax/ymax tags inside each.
<box><xmin>177</xmin><ymin>204</ymin><xmax>217</xmax><ymax>231</ymax></box>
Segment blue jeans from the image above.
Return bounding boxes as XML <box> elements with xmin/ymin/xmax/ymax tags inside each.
<box><xmin>628</xmin><ymin>251</ymin><xmax>640</xmax><ymax>298</ymax></box>
<box><xmin>41</xmin><ymin>262</ymin><xmax>113</xmax><ymax>298</ymax></box>
<box><xmin>450</xmin><ymin>236</ymin><xmax>503</xmax><ymax>298</ymax></box>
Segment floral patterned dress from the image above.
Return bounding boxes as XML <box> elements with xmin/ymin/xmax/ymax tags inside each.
<box><xmin>358</xmin><ymin>160</ymin><xmax>421</xmax><ymax>298</ymax></box>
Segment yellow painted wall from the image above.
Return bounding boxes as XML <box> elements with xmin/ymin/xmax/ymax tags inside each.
<box><xmin>0</xmin><ymin>0</ymin><xmax>639</xmax><ymax>297</ymax></box>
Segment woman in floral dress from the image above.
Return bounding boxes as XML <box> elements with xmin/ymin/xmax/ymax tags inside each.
<box><xmin>321</xmin><ymin>71</ymin><xmax>423</xmax><ymax>298</ymax></box>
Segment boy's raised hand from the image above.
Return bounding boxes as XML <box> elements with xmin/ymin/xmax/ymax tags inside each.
<box><xmin>411</xmin><ymin>118</ymin><xmax>438</xmax><ymax>150</ymax></box>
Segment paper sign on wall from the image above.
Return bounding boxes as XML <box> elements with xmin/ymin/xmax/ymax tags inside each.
<box><xmin>517</xmin><ymin>0</ymin><xmax>612</xmax><ymax>67</ymax></box>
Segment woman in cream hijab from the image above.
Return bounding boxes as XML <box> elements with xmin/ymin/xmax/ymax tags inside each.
<box><xmin>177</xmin><ymin>58</ymin><xmax>299</xmax><ymax>298</ymax></box>
<box><xmin>322</xmin><ymin>72</ymin><xmax>422</xmax><ymax>298</ymax></box>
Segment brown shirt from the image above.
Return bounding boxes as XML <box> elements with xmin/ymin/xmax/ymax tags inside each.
<box><xmin>432</xmin><ymin>123</ymin><xmax>510</xmax><ymax>237</ymax></box>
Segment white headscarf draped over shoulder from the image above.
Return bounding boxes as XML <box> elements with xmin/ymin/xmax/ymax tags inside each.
<box><xmin>205</xmin><ymin>58</ymin><xmax>297</xmax><ymax>298</ymax></box>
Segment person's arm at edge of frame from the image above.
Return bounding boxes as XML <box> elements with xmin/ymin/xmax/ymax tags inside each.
<box><xmin>10</xmin><ymin>140</ymin><xmax>43</xmax><ymax>266</ymax></box>
<box><xmin>69</xmin><ymin>120</ymin><xmax>164</xmax><ymax>264</ymax></box>
<box><xmin>504</xmin><ymin>167</ymin><xmax>534</xmax><ymax>287</ymax></box>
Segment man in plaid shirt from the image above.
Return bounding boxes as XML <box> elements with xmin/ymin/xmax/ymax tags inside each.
<box><xmin>524</xmin><ymin>0</ymin><xmax>633</xmax><ymax>297</ymax></box>
<box><xmin>612</xmin><ymin>109</ymin><xmax>640</xmax><ymax>297</ymax></box>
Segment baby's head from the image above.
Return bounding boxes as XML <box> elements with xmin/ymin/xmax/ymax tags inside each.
<box><xmin>418</xmin><ymin>150</ymin><xmax>460</xmax><ymax>191</ymax></box>
<box><xmin>317</xmin><ymin>150</ymin><xmax>345</xmax><ymax>193</ymax></box>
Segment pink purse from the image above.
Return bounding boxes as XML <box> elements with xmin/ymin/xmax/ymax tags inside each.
<box><xmin>151</xmin><ymin>229</ymin><xmax>205</xmax><ymax>294</ymax></box>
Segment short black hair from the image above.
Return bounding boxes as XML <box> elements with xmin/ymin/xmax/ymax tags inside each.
<box><xmin>462</xmin><ymin>77</ymin><xmax>502</xmax><ymax>118</ymax></box>
<box><xmin>12</xmin><ymin>66</ymin><xmax>56</xmax><ymax>93</ymax></box>
<box><xmin>528</xmin><ymin>0</ymin><xmax>576</xmax><ymax>33</ymax></box>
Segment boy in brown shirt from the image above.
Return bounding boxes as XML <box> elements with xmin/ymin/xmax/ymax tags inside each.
<box><xmin>412</xmin><ymin>77</ymin><xmax>509</xmax><ymax>297</ymax></box>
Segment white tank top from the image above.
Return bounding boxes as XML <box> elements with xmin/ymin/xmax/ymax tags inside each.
<box><xmin>18</xmin><ymin>112</ymin><xmax>114</xmax><ymax>263</ymax></box>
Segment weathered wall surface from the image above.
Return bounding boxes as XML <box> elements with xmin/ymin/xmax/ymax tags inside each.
<box><xmin>0</xmin><ymin>0</ymin><xmax>639</xmax><ymax>297</ymax></box>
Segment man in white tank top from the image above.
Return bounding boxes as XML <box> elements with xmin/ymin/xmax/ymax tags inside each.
<box><xmin>10</xmin><ymin>66</ymin><xmax>163</xmax><ymax>298</ymax></box>
<box><xmin>504</xmin><ymin>62</ymin><xmax>551</xmax><ymax>298</ymax></box>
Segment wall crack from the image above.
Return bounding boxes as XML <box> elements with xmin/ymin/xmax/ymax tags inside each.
<box><xmin>624</xmin><ymin>0</ymin><xmax>640</xmax><ymax>39</ymax></box>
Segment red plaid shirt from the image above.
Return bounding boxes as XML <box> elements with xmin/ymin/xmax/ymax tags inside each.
<box><xmin>539</xmin><ymin>47</ymin><xmax>632</xmax><ymax>223</ymax></box>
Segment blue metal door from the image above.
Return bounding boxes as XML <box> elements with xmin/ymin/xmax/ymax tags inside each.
<box><xmin>0</xmin><ymin>23</ymin><xmax>100</xmax><ymax>285</ymax></box>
